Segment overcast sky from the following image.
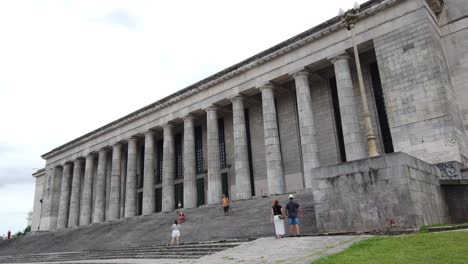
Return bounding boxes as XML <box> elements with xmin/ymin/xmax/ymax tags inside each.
<box><xmin>0</xmin><ymin>0</ymin><xmax>365</xmax><ymax>236</ymax></box>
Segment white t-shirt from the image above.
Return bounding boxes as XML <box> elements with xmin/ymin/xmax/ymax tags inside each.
<box><xmin>171</xmin><ymin>224</ymin><xmax>180</xmax><ymax>231</ymax></box>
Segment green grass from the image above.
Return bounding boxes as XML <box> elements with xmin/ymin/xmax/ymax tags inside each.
<box><xmin>314</xmin><ymin>231</ymin><xmax>468</xmax><ymax>264</ymax></box>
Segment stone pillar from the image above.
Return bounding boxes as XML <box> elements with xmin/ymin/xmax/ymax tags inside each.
<box><xmin>259</xmin><ymin>84</ymin><xmax>285</xmax><ymax>195</ymax></box>
<box><xmin>93</xmin><ymin>149</ymin><xmax>107</xmax><ymax>223</ymax></box>
<box><xmin>56</xmin><ymin>163</ymin><xmax>72</xmax><ymax>229</ymax></box>
<box><xmin>331</xmin><ymin>54</ymin><xmax>366</xmax><ymax>161</ymax></box>
<box><xmin>183</xmin><ymin>115</ymin><xmax>197</xmax><ymax>208</ymax></box>
<box><xmin>125</xmin><ymin>137</ymin><xmax>138</xmax><ymax>218</ymax></box>
<box><xmin>68</xmin><ymin>158</ymin><xmax>83</xmax><ymax>227</ymax></box>
<box><xmin>206</xmin><ymin>106</ymin><xmax>222</xmax><ymax>204</ymax></box>
<box><xmin>109</xmin><ymin>143</ymin><xmax>122</xmax><ymax>221</ymax></box>
<box><xmin>120</xmin><ymin>153</ymin><xmax>127</xmax><ymax>218</ymax></box>
<box><xmin>231</xmin><ymin>96</ymin><xmax>252</xmax><ymax>200</ymax></box>
<box><xmin>79</xmin><ymin>154</ymin><xmax>94</xmax><ymax>225</ymax></box>
<box><xmin>142</xmin><ymin>130</ymin><xmax>155</xmax><ymax>215</ymax></box>
<box><xmin>292</xmin><ymin>70</ymin><xmax>320</xmax><ymax>189</ymax></box>
<box><xmin>162</xmin><ymin>124</ymin><xmax>175</xmax><ymax>212</ymax></box>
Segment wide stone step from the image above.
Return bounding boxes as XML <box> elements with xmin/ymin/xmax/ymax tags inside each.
<box><xmin>0</xmin><ymin>240</ymin><xmax>244</xmax><ymax>263</ymax></box>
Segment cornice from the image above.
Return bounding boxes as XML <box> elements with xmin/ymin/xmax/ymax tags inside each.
<box><xmin>42</xmin><ymin>0</ymin><xmax>400</xmax><ymax>160</ymax></box>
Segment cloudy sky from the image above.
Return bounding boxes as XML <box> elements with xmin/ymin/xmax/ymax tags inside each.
<box><xmin>0</xmin><ymin>0</ymin><xmax>364</xmax><ymax>235</ymax></box>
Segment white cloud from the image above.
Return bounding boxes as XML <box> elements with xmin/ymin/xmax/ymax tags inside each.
<box><xmin>0</xmin><ymin>0</ymin><xmax>365</xmax><ymax>235</ymax></box>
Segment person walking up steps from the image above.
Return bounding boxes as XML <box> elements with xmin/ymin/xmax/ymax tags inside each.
<box><xmin>285</xmin><ymin>194</ymin><xmax>302</xmax><ymax>237</ymax></box>
<box><xmin>222</xmin><ymin>194</ymin><xmax>230</xmax><ymax>216</ymax></box>
<box><xmin>170</xmin><ymin>220</ymin><xmax>181</xmax><ymax>246</ymax></box>
<box><xmin>271</xmin><ymin>199</ymin><xmax>285</xmax><ymax>238</ymax></box>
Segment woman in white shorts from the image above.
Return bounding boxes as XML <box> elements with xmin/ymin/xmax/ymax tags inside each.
<box><xmin>170</xmin><ymin>220</ymin><xmax>180</xmax><ymax>246</ymax></box>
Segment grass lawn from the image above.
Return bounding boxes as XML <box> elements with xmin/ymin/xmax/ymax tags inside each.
<box><xmin>314</xmin><ymin>230</ymin><xmax>468</xmax><ymax>264</ymax></box>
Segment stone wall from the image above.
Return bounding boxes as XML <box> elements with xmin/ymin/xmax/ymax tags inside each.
<box><xmin>31</xmin><ymin>174</ymin><xmax>45</xmax><ymax>232</ymax></box>
<box><xmin>311</xmin><ymin>152</ymin><xmax>448</xmax><ymax>233</ymax></box>
<box><xmin>375</xmin><ymin>17</ymin><xmax>468</xmax><ymax>164</ymax></box>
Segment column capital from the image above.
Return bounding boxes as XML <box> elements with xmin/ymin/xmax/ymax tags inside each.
<box><xmin>258</xmin><ymin>82</ymin><xmax>276</xmax><ymax>92</ymax></box>
<box><xmin>73</xmin><ymin>158</ymin><xmax>84</xmax><ymax>165</ymax></box>
<box><xmin>291</xmin><ymin>69</ymin><xmax>309</xmax><ymax>78</ymax></box>
<box><xmin>205</xmin><ymin>105</ymin><xmax>219</xmax><ymax>112</ymax></box>
<box><xmin>61</xmin><ymin>162</ymin><xmax>73</xmax><ymax>168</ymax></box>
<box><xmin>230</xmin><ymin>95</ymin><xmax>245</xmax><ymax>103</ymax></box>
<box><xmin>98</xmin><ymin>147</ymin><xmax>108</xmax><ymax>154</ymax></box>
<box><xmin>144</xmin><ymin>129</ymin><xmax>156</xmax><ymax>136</ymax></box>
<box><xmin>126</xmin><ymin>136</ymin><xmax>138</xmax><ymax>143</ymax></box>
<box><xmin>330</xmin><ymin>53</ymin><xmax>351</xmax><ymax>64</ymax></box>
<box><xmin>112</xmin><ymin>142</ymin><xmax>122</xmax><ymax>148</ymax></box>
<box><xmin>161</xmin><ymin>123</ymin><xmax>174</xmax><ymax>129</ymax></box>
<box><xmin>85</xmin><ymin>152</ymin><xmax>95</xmax><ymax>159</ymax></box>
<box><xmin>183</xmin><ymin>114</ymin><xmax>195</xmax><ymax>121</ymax></box>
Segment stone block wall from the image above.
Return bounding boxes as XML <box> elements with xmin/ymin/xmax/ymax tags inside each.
<box><xmin>311</xmin><ymin>152</ymin><xmax>448</xmax><ymax>233</ymax></box>
<box><xmin>375</xmin><ymin>17</ymin><xmax>468</xmax><ymax>164</ymax></box>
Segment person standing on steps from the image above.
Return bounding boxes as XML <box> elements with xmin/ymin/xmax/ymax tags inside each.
<box><xmin>271</xmin><ymin>199</ymin><xmax>285</xmax><ymax>238</ymax></box>
<box><xmin>222</xmin><ymin>194</ymin><xmax>230</xmax><ymax>216</ymax></box>
<box><xmin>170</xmin><ymin>220</ymin><xmax>181</xmax><ymax>246</ymax></box>
<box><xmin>285</xmin><ymin>194</ymin><xmax>302</xmax><ymax>237</ymax></box>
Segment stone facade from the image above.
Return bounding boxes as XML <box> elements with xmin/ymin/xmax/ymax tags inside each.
<box><xmin>32</xmin><ymin>0</ymin><xmax>468</xmax><ymax>232</ymax></box>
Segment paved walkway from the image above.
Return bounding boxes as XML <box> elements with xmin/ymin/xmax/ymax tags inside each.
<box><xmin>25</xmin><ymin>235</ymin><xmax>369</xmax><ymax>264</ymax></box>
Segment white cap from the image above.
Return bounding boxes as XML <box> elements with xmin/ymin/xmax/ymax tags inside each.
<box><xmin>288</xmin><ymin>194</ymin><xmax>294</xmax><ymax>199</ymax></box>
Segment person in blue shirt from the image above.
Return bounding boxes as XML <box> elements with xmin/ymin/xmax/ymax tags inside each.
<box><xmin>285</xmin><ymin>194</ymin><xmax>302</xmax><ymax>237</ymax></box>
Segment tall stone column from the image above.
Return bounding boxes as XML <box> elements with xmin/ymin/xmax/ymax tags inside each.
<box><xmin>125</xmin><ymin>137</ymin><xmax>138</xmax><ymax>218</ymax></box>
<box><xmin>68</xmin><ymin>158</ymin><xmax>83</xmax><ymax>227</ymax></box>
<box><xmin>109</xmin><ymin>143</ymin><xmax>122</xmax><ymax>221</ymax></box>
<box><xmin>292</xmin><ymin>70</ymin><xmax>320</xmax><ymax>189</ymax></box>
<box><xmin>259</xmin><ymin>84</ymin><xmax>286</xmax><ymax>195</ymax></box>
<box><xmin>40</xmin><ymin>165</ymin><xmax>55</xmax><ymax>230</ymax></box>
<box><xmin>183</xmin><ymin>115</ymin><xmax>197</xmax><ymax>208</ymax></box>
<box><xmin>93</xmin><ymin>149</ymin><xmax>107</xmax><ymax>223</ymax></box>
<box><xmin>206</xmin><ymin>106</ymin><xmax>222</xmax><ymax>204</ymax></box>
<box><xmin>56</xmin><ymin>163</ymin><xmax>72</xmax><ymax>229</ymax></box>
<box><xmin>331</xmin><ymin>54</ymin><xmax>366</xmax><ymax>161</ymax></box>
<box><xmin>142</xmin><ymin>130</ymin><xmax>155</xmax><ymax>215</ymax></box>
<box><xmin>79</xmin><ymin>154</ymin><xmax>94</xmax><ymax>225</ymax></box>
<box><xmin>162</xmin><ymin>124</ymin><xmax>175</xmax><ymax>212</ymax></box>
<box><xmin>231</xmin><ymin>96</ymin><xmax>252</xmax><ymax>200</ymax></box>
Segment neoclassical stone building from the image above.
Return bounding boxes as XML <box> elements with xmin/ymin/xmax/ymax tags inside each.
<box><xmin>32</xmin><ymin>0</ymin><xmax>468</xmax><ymax>232</ymax></box>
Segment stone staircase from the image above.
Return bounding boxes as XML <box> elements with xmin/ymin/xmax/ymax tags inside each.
<box><xmin>0</xmin><ymin>191</ymin><xmax>316</xmax><ymax>260</ymax></box>
<box><xmin>0</xmin><ymin>240</ymin><xmax>244</xmax><ymax>263</ymax></box>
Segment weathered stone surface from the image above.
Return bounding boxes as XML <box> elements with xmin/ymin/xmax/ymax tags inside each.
<box><xmin>68</xmin><ymin>159</ymin><xmax>83</xmax><ymax>227</ymax></box>
<box><xmin>206</xmin><ymin>106</ymin><xmax>222</xmax><ymax>204</ymax></box>
<box><xmin>109</xmin><ymin>143</ymin><xmax>122</xmax><ymax>221</ymax></box>
<box><xmin>231</xmin><ymin>96</ymin><xmax>252</xmax><ymax>200</ymax></box>
<box><xmin>312</xmin><ymin>152</ymin><xmax>449</xmax><ymax>233</ymax></box>
<box><xmin>93</xmin><ymin>149</ymin><xmax>108</xmax><ymax>223</ymax></box>
<box><xmin>79</xmin><ymin>154</ymin><xmax>94</xmax><ymax>225</ymax></box>
<box><xmin>56</xmin><ymin>163</ymin><xmax>72</xmax><ymax>229</ymax></box>
<box><xmin>183</xmin><ymin>115</ymin><xmax>197</xmax><ymax>208</ymax></box>
<box><xmin>259</xmin><ymin>84</ymin><xmax>285</xmax><ymax>195</ymax></box>
<box><xmin>143</xmin><ymin>131</ymin><xmax>156</xmax><ymax>215</ymax></box>
<box><xmin>162</xmin><ymin>125</ymin><xmax>175</xmax><ymax>212</ymax></box>
<box><xmin>293</xmin><ymin>70</ymin><xmax>320</xmax><ymax>189</ymax></box>
<box><xmin>125</xmin><ymin>137</ymin><xmax>138</xmax><ymax>218</ymax></box>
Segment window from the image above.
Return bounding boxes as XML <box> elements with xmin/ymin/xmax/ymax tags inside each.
<box><xmin>156</xmin><ymin>139</ymin><xmax>163</xmax><ymax>183</ymax></box>
<box><xmin>175</xmin><ymin>134</ymin><xmax>183</xmax><ymax>178</ymax></box>
<box><xmin>195</xmin><ymin>126</ymin><xmax>204</xmax><ymax>173</ymax></box>
<box><xmin>218</xmin><ymin>118</ymin><xmax>226</xmax><ymax>167</ymax></box>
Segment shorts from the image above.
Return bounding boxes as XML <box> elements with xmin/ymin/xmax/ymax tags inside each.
<box><xmin>223</xmin><ymin>206</ymin><xmax>229</xmax><ymax>213</ymax></box>
<box><xmin>171</xmin><ymin>230</ymin><xmax>180</xmax><ymax>238</ymax></box>
<box><xmin>288</xmin><ymin>217</ymin><xmax>300</xmax><ymax>225</ymax></box>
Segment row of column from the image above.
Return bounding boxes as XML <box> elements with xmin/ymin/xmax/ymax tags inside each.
<box><xmin>46</xmin><ymin>53</ymin><xmax>365</xmax><ymax>230</ymax></box>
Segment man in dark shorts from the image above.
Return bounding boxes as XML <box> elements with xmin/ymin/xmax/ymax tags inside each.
<box><xmin>285</xmin><ymin>194</ymin><xmax>302</xmax><ymax>236</ymax></box>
